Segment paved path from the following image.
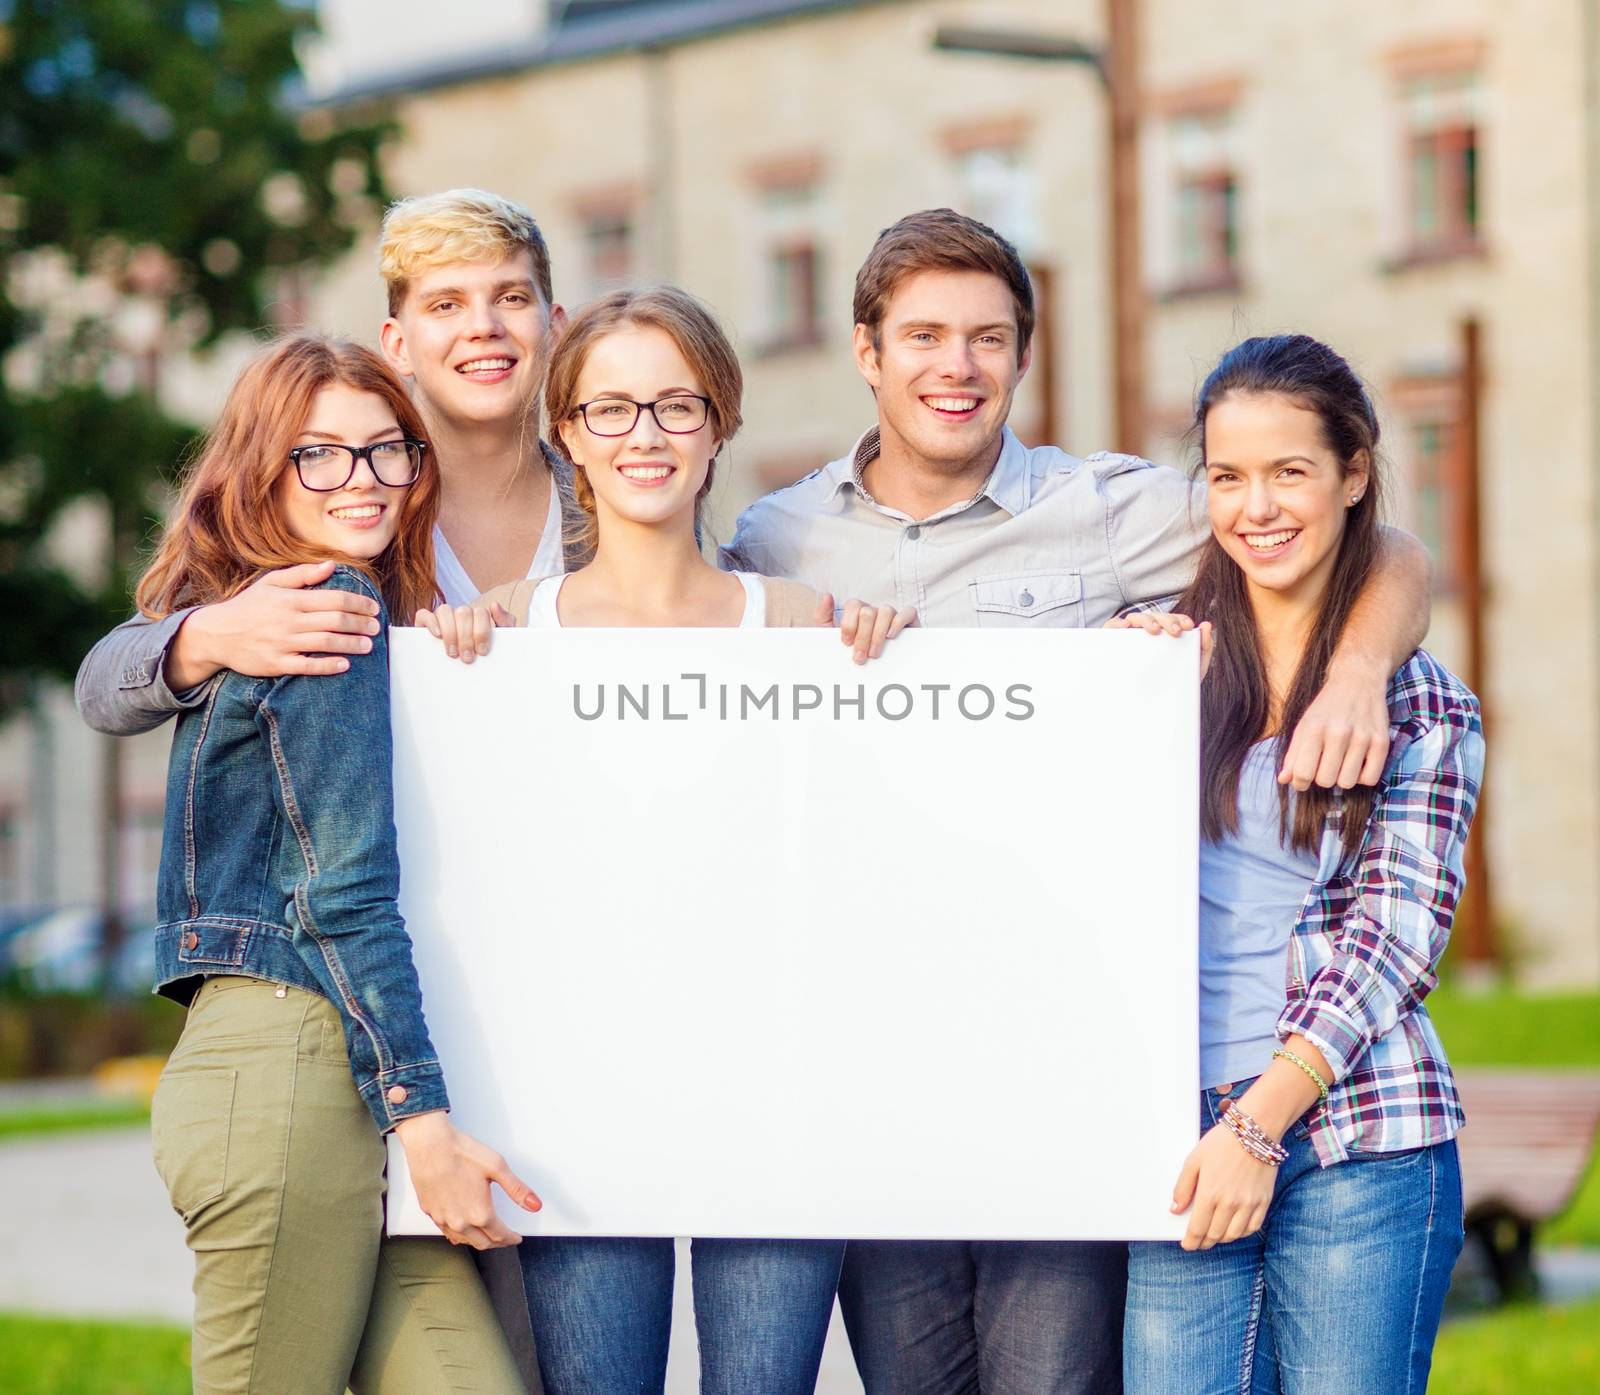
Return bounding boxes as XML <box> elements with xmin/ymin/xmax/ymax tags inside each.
<box><xmin>0</xmin><ymin>1125</ymin><xmax>864</xmax><ymax>1394</ymax></box>
<box><xmin>12</xmin><ymin>1126</ymin><xmax>1600</xmax><ymax>1391</ymax></box>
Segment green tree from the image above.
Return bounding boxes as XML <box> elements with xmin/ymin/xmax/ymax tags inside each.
<box><xmin>0</xmin><ymin>0</ymin><xmax>392</xmax><ymax>959</ymax></box>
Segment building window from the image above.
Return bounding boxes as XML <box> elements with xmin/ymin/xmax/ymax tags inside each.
<box><xmin>0</xmin><ymin>804</ymin><xmax>21</xmax><ymax>911</ymax></box>
<box><xmin>1392</xmin><ymin>374</ymin><xmax>1465</xmax><ymax>594</ymax></box>
<box><xmin>753</xmin><ymin>179</ymin><xmax>824</xmax><ymax>352</ymax></box>
<box><xmin>118</xmin><ymin>797</ymin><xmax>165</xmax><ymax>922</ymax></box>
<box><xmin>1402</xmin><ymin>72</ymin><xmax>1480</xmax><ymax>255</ymax></box>
<box><xmin>573</xmin><ymin>189</ymin><xmax>638</xmax><ymax>297</ymax></box>
<box><xmin>1169</xmin><ymin>109</ymin><xmax>1239</xmax><ymax>290</ymax></box>
<box><xmin>952</xmin><ymin>144</ymin><xmax>1038</xmax><ymax>254</ymax></box>
<box><xmin>1411</xmin><ymin>417</ymin><xmax>1458</xmax><ymax>589</ymax></box>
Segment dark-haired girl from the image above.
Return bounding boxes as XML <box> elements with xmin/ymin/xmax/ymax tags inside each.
<box><xmin>1113</xmin><ymin>335</ymin><xmax>1483</xmax><ymax>1394</ymax></box>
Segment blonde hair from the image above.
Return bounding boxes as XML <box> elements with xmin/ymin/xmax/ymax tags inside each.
<box><xmin>379</xmin><ymin>188</ymin><xmax>553</xmax><ymax>315</ymax></box>
<box><xmin>544</xmin><ymin>287</ymin><xmax>743</xmax><ymax>555</ymax></box>
<box><xmin>137</xmin><ymin>334</ymin><xmax>440</xmax><ymax>620</ymax></box>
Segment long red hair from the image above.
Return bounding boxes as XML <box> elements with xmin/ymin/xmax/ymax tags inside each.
<box><xmin>137</xmin><ymin>333</ymin><xmax>439</xmax><ymax>619</ymax></box>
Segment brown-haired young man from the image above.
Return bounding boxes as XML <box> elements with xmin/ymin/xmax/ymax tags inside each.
<box><xmin>721</xmin><ymin>208</ymin><xmax>1433</xmax><ymax>1395</ymax></box>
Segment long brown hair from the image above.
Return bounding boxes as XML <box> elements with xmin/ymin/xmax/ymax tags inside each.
<box><xmin>137</xmin><ymin>333</ymin><xmax>439</xmax><ymax>619</ymax></box>
<box><xmin>1178</xmin><ymin>334</ymin><xmax>1384</xmax><ymax>856</ymax></box>
<box><xmin>545</xmin><ymin>286</ymin><xmax>743</xmax><ymax>557</ymax></box>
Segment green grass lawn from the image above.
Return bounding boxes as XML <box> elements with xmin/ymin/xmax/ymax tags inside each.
<box><xmin>2</xmin><ymin>1297</ymin><xmax>1597</xmax><ymax>1395</ymax></box>
<box><xmin>1428</xmin><ymin>986</ymin><xmax>1600</xmax><ymax>1248</ymax></box>
<box><xmin>1431</xmin><ymin>1294</ymin><xmax>1600</xmax><ymax>1393</ymax></box>
<box><xmin>0</xmin><ymin>1099</ymin><xmax>150</xmax><ymax>1142</ymax></box>
<box><xmin>1428</xmin><ymin>988</ymin><xmax>1600</xmax><ymax>1069</ymax></box>
<box><xmin>0</xmin><ymin>1313</ymin><xmax>189</xmax><ymax>1395</ymax></box>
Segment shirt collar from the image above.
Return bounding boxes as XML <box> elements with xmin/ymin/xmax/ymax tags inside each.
<box><xmin>825</xmin><ymin>424</ymin><xmax>1033</xmax><ymax>519</ymax></box>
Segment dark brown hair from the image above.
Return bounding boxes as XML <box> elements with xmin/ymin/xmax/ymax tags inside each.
<box><xmin>852</xmin><ymin>208</ymin><xmax>1034</xmax><ymax>364</ymax></box>
<box><xmin>1178</xmin><ymin>334</ymin><xmax>1384</xmax><ymax>856</ymax></box>
<box><xmin>545</xmin><ymin>286</ymin><xmax>743</xmax><ymax>555</ymax></box>
<box><xmin>137</xmin><ymin>333</ymin><xmax>439</xmax><ymax>620</ymax></box>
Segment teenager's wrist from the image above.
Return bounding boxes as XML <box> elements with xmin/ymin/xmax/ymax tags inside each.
<box><xmin>393</xmin><ymin>1109</ymin><xmax>452</xmax><ymax>1146</ymax></box>
<box><xmin>164</xmin><ymin>605</ymin><xmax>224</xmax><ymax>690</ymax></box>
<box><xmin>1236</xmin><ymin>1069</ymin><xmax>1317</xmax><ymax>1143</ymax></box>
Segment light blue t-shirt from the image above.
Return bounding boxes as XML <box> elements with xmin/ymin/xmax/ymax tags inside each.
<box><xmin>1198</xmin><ymin>740</ymin><xmax>1321</xmax><ymax>1087</ymax></box>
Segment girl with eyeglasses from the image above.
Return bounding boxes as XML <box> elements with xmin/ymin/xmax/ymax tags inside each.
<box><xmin>1112</xmin><ymin>335</ymin><xmax>1482</xmax><ymax>1394</ymax></box>
<box><xmin>418</xmin><ymin>286</ymin><xmax>913</xmax><ymax>1395</ymax></box>
<box><xmin>139</xmin><ymin>332</ymin><xmax>536</xmax><ymax>1394</ymax></box>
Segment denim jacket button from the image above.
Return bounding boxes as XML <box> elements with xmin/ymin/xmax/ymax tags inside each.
<box><xmin>182</xmin><ymin>932</ymin><xmax>200</xmax><ymax>951</ymax></box>
<box><xmin>386</xmin><ymin>1085</ymin><xmax>408</xmax><ymax>1106</ymax></box>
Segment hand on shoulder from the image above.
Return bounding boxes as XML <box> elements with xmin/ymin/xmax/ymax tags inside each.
<box><xmin>167</xmin><ymin>559</ymin><xmax>382</xmax><ymax>687</ymax></box>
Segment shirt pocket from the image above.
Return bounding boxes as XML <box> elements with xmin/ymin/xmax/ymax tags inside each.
<box><xmin>969</xmin><ymin>571</ymin><xmax>1083</xmax><ymax>627</ymax></box>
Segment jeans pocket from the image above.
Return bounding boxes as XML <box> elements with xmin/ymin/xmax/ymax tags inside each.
<box><xmin>151</xmin><ymin>1065</ymin><xmax>237</xmax><ymax>1224</ymax></box>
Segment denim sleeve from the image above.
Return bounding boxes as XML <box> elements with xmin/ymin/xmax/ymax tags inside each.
<box><xmin>1094</xmin><ymin>455</ymin><xmax>1210</xmax><ymax>610</ymax></box>
<box><xmin>254</xmin><ymin>570</ymin><xmax>448</xmax><ymax>1132</ymax></box>
<box><xmin>1277</xmin><ymin>693</ymin><xmax>1485</xmax><ymax>1082</ymax></box>
<box><xmin>74</xmin><ymin>609</ymin><xmax>212</xmax><ymax>736</ymax></box>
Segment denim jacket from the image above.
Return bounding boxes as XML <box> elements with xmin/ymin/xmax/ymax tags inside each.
<box><xmin>153</xmin><ymin>567</ymin><xmax>447</xmax><ymax>1132</ymax></box>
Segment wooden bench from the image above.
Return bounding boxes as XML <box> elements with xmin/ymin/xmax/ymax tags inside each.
<box><xmin>1455</xmin><ymin>1070</ymin><xmax>1600</xmax><ymax>1300</ymax></box>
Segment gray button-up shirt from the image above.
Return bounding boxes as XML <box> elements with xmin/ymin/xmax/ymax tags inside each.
<box><xmin>719</xmin><ymin>426</ymin><xmax>1208</xmax><ymax>627</ymax></box>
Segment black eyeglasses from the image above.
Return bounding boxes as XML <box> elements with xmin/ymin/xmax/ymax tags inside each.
<box><xmin>571</xmin><ymin>395</ymin><xmax>711</xmax><ymax>437</ymax></box>
<box><xmin>288</xmin><ymin>439</ymin><xmax>427</xmax><ymax>492</ymax></box>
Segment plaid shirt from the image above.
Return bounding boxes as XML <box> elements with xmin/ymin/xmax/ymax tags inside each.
<box><xmin>1277</xmin><ymin>648</ymin><xmax>1483</xmax><ymax>1164</ymax></box>
<box><xmin>1124</xmin><ymin>602</ymin><xmax>1486</xmax><ymax>1165</ymax></box>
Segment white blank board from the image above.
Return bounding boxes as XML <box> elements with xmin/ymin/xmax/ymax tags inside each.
<box><xmin>386</xmin><ymin>628</ymin><xmax>1198</xmax><ymax>1241</ymax></box>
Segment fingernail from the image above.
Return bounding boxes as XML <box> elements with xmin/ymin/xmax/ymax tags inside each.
<box><xmin>361</xmin><ymin>639</ymin><xmax>372</xmax><ymax>653</ymax></box>
<box><xmin>447</xmin><ymin>646</ymin><xmax>457</xmax><ymax>658</ymax></box>
<box><xmin>336</xmin><ymin>660</ymin><xmax>349</xmax><ymax>671</ymax></box>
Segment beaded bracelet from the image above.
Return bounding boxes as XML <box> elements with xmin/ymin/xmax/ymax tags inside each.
<box><xmin>1272</xmin><ymin>1047</ymin><xmax>1330</xmax><ymax>1102</ymax></box>
<box><xmin>1220</xmin><ymin>1101</ymin><xmax>1289</xmax><ymax>1166</ymax></box>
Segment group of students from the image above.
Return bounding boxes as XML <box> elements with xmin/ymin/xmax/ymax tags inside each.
<box><xmin>76</xmin><ymin>190</ymin><xmax>1483</xmax><ymax>1395</ymax></box>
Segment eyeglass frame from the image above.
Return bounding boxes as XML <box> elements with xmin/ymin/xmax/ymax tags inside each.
<box><xmin>286</xmin><ymin>438</ymin><xmax>428</xmax><ymax>492</ymax></box>
<box><xmin>569</xmin><ymin>394</ymin><xmax>714</xmax><ymax>438</ymax></box>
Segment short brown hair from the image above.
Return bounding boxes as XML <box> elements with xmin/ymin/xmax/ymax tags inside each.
<box><xmin>379</xmin><ymin>189</ymin><xmax>553</xmax><ymax>315</ymax></box>
<box><xmin>545</xmin><ymin>286</ymin><xmax>743</xmax><ymax>553</ymax></box>
<box><xmin>853</xmin><ymin>208</ymin><xmax>1034</xmax><ymax>363</ymax></box>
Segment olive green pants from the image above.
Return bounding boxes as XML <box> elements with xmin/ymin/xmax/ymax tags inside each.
<box><xmin>151</xmin><ymin>976</ymin><xmax>526</xmax><ymax>1395</ymax></box>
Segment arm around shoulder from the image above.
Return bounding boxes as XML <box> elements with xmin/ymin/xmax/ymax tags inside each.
<box><xmin>1335</xmin><ymin>527</ymin><xmax>1432</xmax><ymax>679</ymax></box>
<box><xmin>763</xmin><ymin>578</ymin><xmax>830</xmax><ymax>628</ymax></box>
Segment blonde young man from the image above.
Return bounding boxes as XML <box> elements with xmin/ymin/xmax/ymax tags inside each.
<box><xmin>75</xmin><ymin>188</ymin><xmax>582</xmax><ymax>729</ymax></box>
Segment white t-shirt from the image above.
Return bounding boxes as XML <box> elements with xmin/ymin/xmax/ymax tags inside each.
<box><xmin>525</xmin><ymin>572</ymin><xmax>767</xmax><ymax>628</ymax></box>
<box><xmin>433</xmin><ymin>483</ymin><xmax>563</xmax><ymax>608</ymax></box>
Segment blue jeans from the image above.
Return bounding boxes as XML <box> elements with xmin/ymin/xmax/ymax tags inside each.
<box><xmin>1124</xmin><ymin>1080</ymin><xmax>1464</xmax><ymax>1395</ymax></box>
<box><xmin>520</xmin><ymin>1236</ymin><xmax>844</xmax><ymax>1395</ymax></box>
<box><xmin>838</xmin><ymin>1240</ymin><xmax>1127</xmax><ymax>1394</ymax></box>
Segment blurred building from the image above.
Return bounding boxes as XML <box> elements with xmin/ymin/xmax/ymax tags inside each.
<box><xmin>4</xmin><ymin>0</ymin><xmax>1597</xmax><ymax>985</ymax></box>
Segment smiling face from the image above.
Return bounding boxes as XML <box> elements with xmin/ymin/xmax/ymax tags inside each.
<box><xmin>854</xmin><ymin>268</ymin><xmax>1029</xmax><ymax>476</ymax></box>
<box><xmin>556</xmin><ymin>324</ymin><xmax>718</xmax><ymax>536</ymax></box>
<box><xmin>379</xmin><ymin>251</ymin><xmax>562</xmax><ymax>430</ymax></box>
<box><xmin>276</xmin><ymin>383</ymin><xmax>414</xmax><ymax>560</ymax></box>
<box><xmin>1204</xmin><ymin>390</ymin><xmax>1369</xmax><ymax>608</ymax></box>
